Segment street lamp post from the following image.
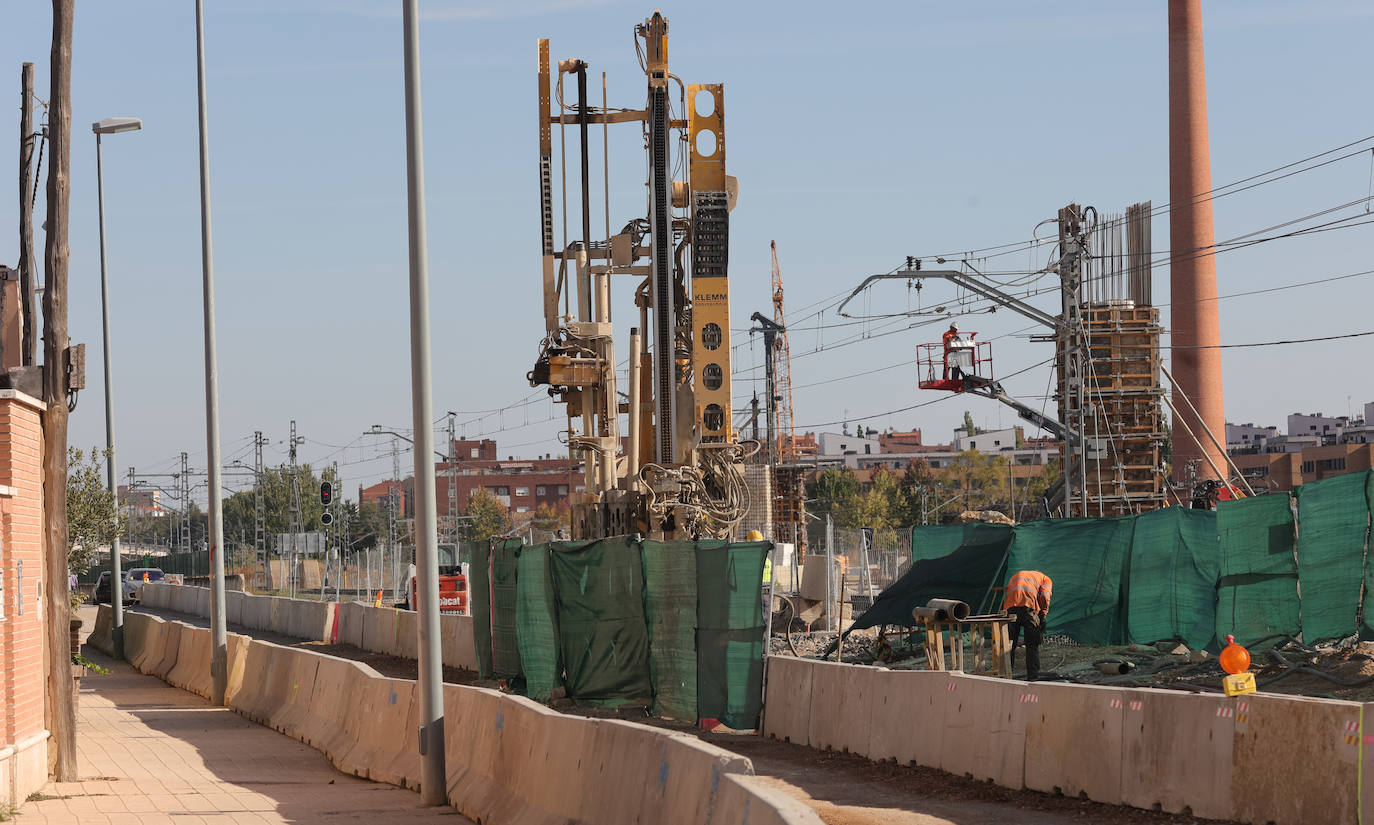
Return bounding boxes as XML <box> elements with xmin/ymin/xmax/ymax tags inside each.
<box><xmin>93</xmin><ymin>116</ymin><xmax>142</xmax><ymax>660</ymax></box>
<box><xmin>193</xmin><ymin>0</ymin><xmax>229</xmax><ymax>706</ymax></box>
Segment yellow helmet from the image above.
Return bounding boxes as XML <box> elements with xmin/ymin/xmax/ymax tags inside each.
<box><xmin>745</xmin><ymin>530</ymin><xmax>764</xmax><ymax>542</ymax></box>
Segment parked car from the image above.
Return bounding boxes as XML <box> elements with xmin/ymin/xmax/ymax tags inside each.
<box><xmin>93</xmin><ymin>570</ymin><xmax>125</xmax><ymax>604</ymax></box>
<box><xmin>123</xmin><ymin>568</ymin><xmax>165</xmax><ymax>603</ymax></box>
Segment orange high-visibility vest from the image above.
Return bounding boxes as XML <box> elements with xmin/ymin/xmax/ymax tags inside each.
<box><xmin>1003</xmin><ymin>570</ymin><xmax>1052</xmax><ymax>613</ymax></box>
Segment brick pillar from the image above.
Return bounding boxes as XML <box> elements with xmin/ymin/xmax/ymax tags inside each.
<box><xmin>1168</xmin><ymin>0</ymin><xmax>1226</xmax><ymax>481</ymax></box>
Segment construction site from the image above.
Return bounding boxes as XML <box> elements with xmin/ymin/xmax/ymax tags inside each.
<box><xmin>5</xmin><ymin>2</ymin><xmax>1374</xmax><ymax>825</ymax></box>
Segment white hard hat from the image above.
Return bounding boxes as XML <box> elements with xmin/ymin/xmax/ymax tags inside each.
<box><xmin>950</xmin><ymin>322</ymin><xmax>959</xmax><ymax>331</ymax></box>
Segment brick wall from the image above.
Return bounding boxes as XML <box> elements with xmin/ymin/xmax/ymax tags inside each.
<box><xmin>0</xmin><ymin>390</ymin><xmax>49</xmax><ymax>804</ymax></box>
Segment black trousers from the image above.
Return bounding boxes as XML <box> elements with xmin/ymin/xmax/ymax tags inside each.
<box><xmin>1008</xmin><ymin>606</ymin><xmax>1043</xmax><ymax>680</ymax></box>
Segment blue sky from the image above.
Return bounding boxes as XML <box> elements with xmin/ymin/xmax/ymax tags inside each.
<box><xmin>3</xmin><ymin>1</ymin><xmax>1373</xmax><ymax>502</ymax></box>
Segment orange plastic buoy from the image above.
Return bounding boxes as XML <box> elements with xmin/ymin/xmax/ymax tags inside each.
<box><xmin>1219</xmin><ymin>634</ymin><xmax>1251</xmax><ymax>675</ymax></box>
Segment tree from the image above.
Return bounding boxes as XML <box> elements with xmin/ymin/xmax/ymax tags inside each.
<box><xmin>66</xmin><ymin>446</ymin><xmax>124</xmax><ymax>574</ymax></box>
<box><xmin>945</xmin><ymin>449</ymin><xmax>1008</xmax><ymax>513</ymax></box>
<box><xmin>531</xmin><ymin>502</ymin><xmax>568</xmax><ymax>533</ymax></box>
<box><xmin>221</xmin><ymin>463</ymin><xmax>332</xmax><ymax>546</ymax></box>
<box><xmin>344</xmin><ymin>500</ymin><xmax>390</xmax><ymax>553</ymax></box>
<box><xmin>461</xmin><ymin>488</ymin><xmax>511</xmax><ymax>544</ymax></box>
<box><xmin>962</xmin><ymin>410</ymin><xmax>977</xmax><ymax>436</ymax></box>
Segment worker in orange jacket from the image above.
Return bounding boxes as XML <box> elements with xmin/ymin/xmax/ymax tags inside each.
<box><xmin>1003</xmin><ymin>569</ymin><xmax>1052</xmax><ymax>680</ymax></box>
<box><xmin>941</xmin><ymin>322</ymin><xmax>962</xmax><ymax>379</ymax></box>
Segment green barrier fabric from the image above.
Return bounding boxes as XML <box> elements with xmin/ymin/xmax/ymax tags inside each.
<box><xmin>470</xmin><ymin>539</ymin><xmax>493</xmax><ymax>679</ymax></box>
<box><xmin>911</xmin><ymin>523</ymin><xmax>1014</xmax><ymax>613</ymax></box>
<box><xmin>490</xmin><ymin>538</ymin><xmax>524</xmax><ymax>680</ymax></box>
<box><xmin>1215</xmin><ymin>494</ymin><xmax>1299</xmax><ymax>646</ymax></box>
<box><xmin>550</xmin><ymin>537</ymin><xmax>652</xmax><ymax>703</ymax></box>
<box><xmin>1297</xmin><ymin>473</ymin><xmax>1370</xmax><ymax>642</ymax></box>
<box><xmin>1124</xmin><ymin>507</ymin><xmax>1218</xmax><ymax>649</ymax></box>
<box><xmin>910</xmin><ymin>523</ymin><xmax>979</xmax><ymax>564</ymax></box>
<box><xmin>1007</xmin><ymin>517</ymin><xmax>1134</xmax><ymax>645</ymax></box>
<box><xmin>696</xmin><ymin>540</ymin><xmax>768</xmax><ymax>730</ymax></box>
<box><xmin>515</xmin><ymin>544</ymin><xmax>561</xmax><ymax>701</ymax></box>
<box><xmin>641</xmin><ymin>540</ymin><xmax>698</xmax><ymax>721</ymax></box>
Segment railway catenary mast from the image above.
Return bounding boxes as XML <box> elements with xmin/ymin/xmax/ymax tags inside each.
<box><xmin>528</xmin><ymin>12</ymin><xmax>752</xmax><ymax>540</ymax></box>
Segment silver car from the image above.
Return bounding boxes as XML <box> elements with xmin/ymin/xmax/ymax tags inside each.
<box><xmin>123</xmin><ymin>568</ymin><xmax>165</xmax><ymax>603</ymax></box>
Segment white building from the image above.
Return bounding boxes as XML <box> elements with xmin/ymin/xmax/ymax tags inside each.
<box><xmin>953</xmin><ymin>426</ymin><xmax>1019</xmax><ymax>452</ymax></box>
<box><xmin>1226</xmin><ymin>422</ymin><xmax>1278</xmax><ymax>453</ymax></box>
<box><xmin>817</xmin><ymin>431</ymin><xmax>882</xmax><ymax>457</ymax></box>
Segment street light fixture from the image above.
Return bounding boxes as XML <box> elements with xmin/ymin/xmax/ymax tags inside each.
<box><xmin>92</xmin><ymin>116</ymin><xmax>142</xmax><ymax>135</ymax></box>
<box><xmin>93</xmin><ymin>114</ymin><xmax>141</xmax><ymax>660</ymax></box>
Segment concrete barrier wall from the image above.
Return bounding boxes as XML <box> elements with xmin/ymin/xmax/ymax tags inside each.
<box><xmin>762</xmin><ymin>655</ymin><xmax>1372</xmax><ymax>825</ymax></box>
<box><xmin>116</xmin><ymin>610</ymin><xmax>820</xmax><ymax>825</ymax></box>
<box><xmin>139</xmin><ymin>584</ymin><xmax>477</xmax><ymax>671</ymax></box>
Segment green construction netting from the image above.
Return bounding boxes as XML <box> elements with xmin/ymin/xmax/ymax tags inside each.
<box><xmin>696</xmin><ymin>540</ymin><xmax>768</xmax><ymax>730</ymax></box>
<box><xmin>1123</xmin><ymin>507</ymin><xmax>1218</xmax><ymax>650</ymax></box>
<box><xmin>470</xmin><ymin>539</ymin><xmax>494</xmax><ymax>679</ymax></box>
<box><xmin>1007</xmin><ymin>517</ymin><xmax>1135</xmax><ymax>645</ymax></box>
<box><xmin>550</xmin><ymin>537</ymin><xmax>653</xmax><ymax>703</ymax></box>
<box><xmin>641</xmin><ymin>540</ymin><xmax>698</xmax><ymax>721</ymax></box>
<box><xmin>1215</xmin><ymin>494</ymin><xmax>1299</xmax><ymax>647</ymax></box>
<box><xmin>850</xmin><ymin>527</ymin><xmax>1010</xmax><ymax>632</ymax></box>
<box><xmin>909</xmin><ymin>522</ymin><xmax>1014</xmax><ymax>593</ymax></box>
<box><xmin>490</xmin><ymin>538</ymin><xmax>524</xmax><ymax>680</ymax></box>
<box><xmin>515</xmin><ymin>544</ymin><xmax>561</xmax><ymax>701</ymax></box>
<box><xmin>1292</xmin><ymin>471</ymin><xmax>1371</xmax><ymax>642</ymax></box>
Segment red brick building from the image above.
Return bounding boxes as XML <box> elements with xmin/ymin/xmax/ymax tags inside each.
<box><xmin>0</xmin><ymin>391</ymin><xmax>51</xmax><ymax>804</ymax></box>
<box><xmin>358</xmin><ymin>440</ymin><xmax>581</xmax><ymax>520</ymax></box>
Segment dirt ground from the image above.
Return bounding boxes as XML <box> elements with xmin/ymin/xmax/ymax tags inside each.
<box><xmin>704</xmin><ymin>734</ymin><xmax>1238</xmax><ymax>825</ymax></box>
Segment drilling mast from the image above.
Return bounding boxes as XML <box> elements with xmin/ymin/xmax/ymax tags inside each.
<box><xmin>528</xmin><ymin>12</ymin><xmax>751</xmax><ymax>540</ymax></box>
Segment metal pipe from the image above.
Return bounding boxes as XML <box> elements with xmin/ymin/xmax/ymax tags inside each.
<box><xmin>194</xmin><ymin>0</ymin><xmax>228</xmax><ymax>705</ymax></box>
<box><xmin>627</xmin><ymin>328</ymin><xmax>642</xmax><ymax>487</ymax></box>
<box><xmin>927</xmin><ymin>598</ymin><xmax>970</xmax><ymax>622</ymax></box>
<box><xmin>1161</xmin><ymin>365</ymin><xmax>1256</xmax><ymax>497</ymax></box>
<box><xmin>401</xmin><ymin>0</ymin><xmax>446</xmax><ymax>804</ymax></box>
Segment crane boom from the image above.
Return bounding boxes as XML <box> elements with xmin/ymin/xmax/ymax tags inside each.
<box><xmin>771</xmin><ymin>241</ymin><xmax>797</xmax><ymax>461</ymax></box>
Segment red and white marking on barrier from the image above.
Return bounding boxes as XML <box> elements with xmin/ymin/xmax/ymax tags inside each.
<box><xmin>1110</xmin><ymin>699</ymin><xmax>1123</xmax><ymax>709</ymax></box>
<box><xmin>1344</xmin><ymin>720</ymin><xmax>1361</xmax><ymax>746</ymax></box>
<box><xmin>1128</xmin><ymin>700</ymin><xmax>1143</xmax><ymax>712</ymax></box>
<box><xmin>947</xmin><ymin>682</ymin><xmax>958</xmax><ymax>692</ymax></box>
<box><xmin>1019</xmin><ymin>693</ymin><xmax>1039</xmax><ymax>704</ymax></box>
<box><xmin>1216</xmin><ymin>707</ymin><xmax>1233</xmax><ymax>718</ymax></box>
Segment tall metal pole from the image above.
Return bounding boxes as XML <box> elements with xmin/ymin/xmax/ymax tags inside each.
<box><xmin>401</xmin><ymin>0</ymin><xmax>446</xmax><ymax>804</ymax></box>
<box><xmin>194</xmin><ymin>0</ymin><xmax>228</xmax><ymax>705</ymax></box>
<box><xmin>95</xmin><ymin>132</ymin><xmax>126</xmax><ymax>659</ymax></box>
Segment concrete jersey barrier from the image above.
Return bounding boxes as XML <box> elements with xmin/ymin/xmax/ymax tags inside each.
<box><xmin>139</xmin><ymin>584</ymin><xmax>478</xmax><ymax>671</ymax></box>
<box><xmin>115</xmin><ymin>609</ymin><xmax>820</xmax><ymax>825</ymax></box>
<box><xmin>763</xmin><ymin>654</ymin><xmax>1371</xmax><ymax>825</ymax></box>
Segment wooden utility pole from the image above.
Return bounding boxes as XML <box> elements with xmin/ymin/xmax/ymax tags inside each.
<box><xmin>42</xmin><ymin>0</ymin><xmax>76</xmax><ymax>781</ymax></box>
<box><xmin>18</xmin><ymin>63</ymin><xmax>38</xmax><ymax>367</ymax></box>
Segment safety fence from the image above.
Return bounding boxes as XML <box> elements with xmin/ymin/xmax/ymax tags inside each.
<box><xmin>87</xmin><ymin>606</ymin><xmax>820</xmax><ymax>825</ymax></box>
<box><xmin>472</xmin><ymin>537</ymin><xmax>770</xmax><ymax>728</ymax></box>
<box><xmin>138</xmin><ymin>583</ymin><xmax>477</xmax><ymax>671</ymax></box>
<box><xmin>763</xmin><ymin>655</ymin><xmax>1372</xmax><ymax>825</ymax></box>
<box><xmin>889</xmin><ymin>470</ymin><xmax>1373</xmax><ymax>649</ymax></box>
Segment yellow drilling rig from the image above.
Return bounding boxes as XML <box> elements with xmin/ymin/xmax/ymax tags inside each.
<box><xmin>528</xmin><ymin>12</ymin><xmax>752</xmax><ymax>540</ymax></box>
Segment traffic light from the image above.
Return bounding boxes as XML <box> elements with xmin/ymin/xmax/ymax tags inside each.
<box><xmin>320</xmin><ymin>480</ymin><xmax>333</xmax><ymax>507</ymax></box>
<box><xmin>321</xmin><ymin>511</ymin><xmax>334</xmax><ymax>527</ymax></box>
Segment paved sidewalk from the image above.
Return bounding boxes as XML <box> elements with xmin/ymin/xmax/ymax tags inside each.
<box><xmin>16</xmin><ymin>647</ymin><xmax>468</xmax><ymax>825</ymax></box>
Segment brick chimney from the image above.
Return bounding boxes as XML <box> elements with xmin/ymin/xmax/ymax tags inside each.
<box><xmin>1168</xmin><ymin>0</ymin><xmax>1226</xmax><ymax>481</ymax></box>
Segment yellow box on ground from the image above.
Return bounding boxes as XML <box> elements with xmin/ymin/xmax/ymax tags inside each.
<box><xmin>1223</xmin><ymin>672</ymin><xmax>1256</xmax><ymax>697</ymax></box>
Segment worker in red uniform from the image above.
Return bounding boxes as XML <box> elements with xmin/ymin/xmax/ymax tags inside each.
<box><xmin>941</xmin><ymin>322</ymin><xmax>962</xmax><ymax>379</ymax></box>
<box><xmin>1003</xmin><ymin>569</ymin><xmax>1052</xmax><ymax>681</ymax></box>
